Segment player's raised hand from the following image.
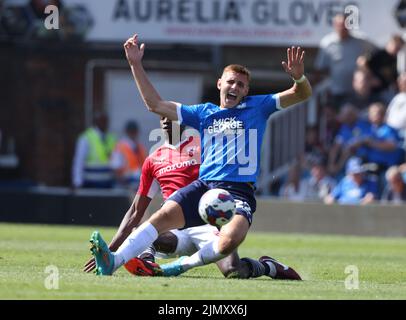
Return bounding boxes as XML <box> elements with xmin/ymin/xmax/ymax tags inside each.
<box><xmin>282</xmin><ymin>46</ymin><xmax>305</xmax><ymax>81</ymax></box>
<box><xmin>124</xmin><ymin>34</ymin><xmax>145</xmax><ymax>66</ymax></box>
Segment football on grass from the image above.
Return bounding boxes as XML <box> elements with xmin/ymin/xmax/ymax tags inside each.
<box><xmin>198</xmin><ymin>189</ymin><xmax>236</xmax><ymax>227</ymax></box>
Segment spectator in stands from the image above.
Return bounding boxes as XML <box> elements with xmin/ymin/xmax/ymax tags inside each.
<box><xmin>381</xmin><ymin>166</ymin><xmax>406</xmax><ymax>204</ymax></box>
<box><xmin>327</xmin><ymin>103</ymin><xmax>370</xmax><ymax>177</ymax></box>
<box><xmin>279</xmin><ymin>161</ymin><xmax>306</xmax><ymax>202</ymax></box>
<box><xmin>315</xmin><ymin>13</ymin><xmax>376</xmax><ymax>109</ymax></box>
<box><xmin>301</xmin><ymin>156</ymin><xmax>336</xmax><ymax>202</ymax></box>
<box><xmin>324</xmin><ymin>157</ymin><xmax>378</xmax><ymax>205</ymax></box>
<box><xmin>357</xmin><ymin>34</ymin><xmax>404</xmax><ymax>97</ymax></box>
<box><xmin>386</xmin><ymin>72</ymin><xmax>406</xmax><ymax>144</ymax></box>
<box><xmin>361</xmin><ymin>102</ymin><xmax>404</xmax><ymax>175</ymax></box>
<box><xmin>350</xmin><ymin>69</ymin><xmax>382</xmax><ymax>114</ymax></box>
<box><xmin>72</xmin><ymin>111</ymin><xmax>117</xmax><ymax>189</ymax></box>
<box><xmin>111</xmin><ymin>120</ymin><xmax>147</xmax><ymax>190</ymax></box>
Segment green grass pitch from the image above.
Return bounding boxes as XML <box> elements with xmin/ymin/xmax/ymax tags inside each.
<box><xmin>1</xmin><ymin>222</ymin><xmax>405</xmax><ymax>300</ymax></box>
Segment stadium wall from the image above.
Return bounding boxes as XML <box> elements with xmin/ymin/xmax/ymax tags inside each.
<box><xmin>1</xmin><ymin>188</ymin><xmax>405</xmax><ymax>237</ymax></box>
<box><xmin>252</xmin><ymin>198</ymin><xmax>406</xmax><ymax>237</ymax></box>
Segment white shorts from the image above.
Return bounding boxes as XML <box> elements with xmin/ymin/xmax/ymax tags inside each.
<box><xmin>155</xmin><ymin>224</ymin><xmax>219</xmax><ymax>259</ymax></box>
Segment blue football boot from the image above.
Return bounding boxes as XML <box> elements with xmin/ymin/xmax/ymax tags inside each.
<box><xmin>89</xmin><ymin>231</ymin><xmax>115</xmax><ymax>276</ymax></box>
<box><xmin>160</xmin><ymin>256</ymin><xmax>187</xmax><ymax>277</ymax></box>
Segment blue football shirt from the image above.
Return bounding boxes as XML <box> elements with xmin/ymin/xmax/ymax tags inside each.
<box><xmin>331</xmin><ymin>176</ymin><xmax>379</xmax><ymax>204</ymax></box>
<box><xmin>334</xmin><ymin>119</ymin><xmax>370</xmax><ymax>159</ymax></box>
<box><xmin>365</xmin><ymin>123</ymin><xmax>403</xmax><ymax>166</ymax></box>
<box><xmin>177</xmin><ymin>94</ymin><xmax>281</xmax><ymax>183</ymax></box>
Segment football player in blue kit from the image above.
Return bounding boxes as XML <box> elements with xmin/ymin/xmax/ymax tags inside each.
<box><xmin>89</xmin><ymin>33</ymin><xmax>312</xmax><ymax>278</ymax></box>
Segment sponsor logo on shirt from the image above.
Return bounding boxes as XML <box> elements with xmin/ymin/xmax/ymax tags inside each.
<box><xmin>158</xmin><ymin>159</ymin><xmax>198</xmax><ymax>175</ymax></box>
<box><xmin>207</xmin><ymin>117</ymin><xmax>244</xmax><ymax>134</ymax></box>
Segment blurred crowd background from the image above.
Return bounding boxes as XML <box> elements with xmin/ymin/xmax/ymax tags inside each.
<box><xmin>1</xmin><ymin>0</ymin><xmax>406</xmax><ymax>206</ymax></box>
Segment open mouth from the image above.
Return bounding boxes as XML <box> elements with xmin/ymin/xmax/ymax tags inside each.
<box><xmin>226</xmin><ymin>92</ymin><xmax>237</xmax><ymax>102</ymax></box>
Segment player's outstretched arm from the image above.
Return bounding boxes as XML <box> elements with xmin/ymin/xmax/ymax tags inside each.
<box><xmin>124</xmin><ymin>34</ymin><xmax>179</xmax><ymax>120</ymax></box>
<box><xmin>83</xmin><ymin>194</ymin><xmax>151</xmax><ymax>272</ymax></box>
<box><xmin>278</xmin><ymin>46</ymin><xmax>312</xmax><ymax>108</ymax></box>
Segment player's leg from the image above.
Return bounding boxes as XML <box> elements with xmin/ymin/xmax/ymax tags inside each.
<box><xmin>217</xmin><ymin>215</ymin><xmax>301</xmax><ymax>280</ymax></box>
<box><xmin>141</xmin><ymin>215</ymin><xmax>301</xmax><ymax>280</ymax></box>
<box><xmin>215</xmin><ymin>250</ymin><xmax>250</xmax><ymax>279</ymax></box>
<box><xmin>90</xmin><ymin>200</ymin><xmax>184</xmax><ymax>275</ymax></box>
<box><xmin>155</xmin><ymin>229</ymin><xmax>197</xmax><ymax>258</ymax></box>
<box><xmin>160</xmin><ymin>213</ymin><xmax>251</xmax><ymax>276</ymax></box>
<box><xmin>90</xmin><ymin>180</ymin><xmax>208</xmax><ymax>275</ymax></box>
<box><xmin>242</xmin><ymin>256</ymin><xmax>302</xmax><ymax>280</ymax></box>
<box><xmin>124</xmin><ymin>231</ymin><xmax>178</xmax><ymax>276</ymax></box>
<box><xmin>217</xmin><ymin>214</ymin><xmax>249</xmax><ymax>255</ymax></box>
<box><xmin>169</xmin><ymin>224</ymin><xmax>250</xmax><ymax>278</ymax></box>
<box><xmin>215</xmin><ymin>250</ymin><xmax>302</xmax><ymax>280</ymax></box>
<box><xmin>162</xmin><ymin>224</ymin><xmax>279</xmax><ymax>280</ymax></box>
<box><xmin>125</xmin><ymin>229</ymin><xmax>197</xmax><ymax>276</ymax></box>
<box><xmin>151</xmin><ymin>222</ymin><xmax>301</xmax><ymax>279</ymax></box>
<box><xmin>138</xmin><ymin>231</ymin><xmax>179</xmax><ymax>262</ymax></box>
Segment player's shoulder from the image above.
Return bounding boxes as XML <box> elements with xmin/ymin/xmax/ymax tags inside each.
<box><xmin>142</xmin><ymin>152</ymin><xmax>156</xmax><ymax>166</ymax></box>
<box><xmin>195</xmin><ymin>102</ymin><xmax>221</xmax><ymax>117</ymax></box>
<box><xmin>183</xmin><ymin>102</ymin><xmax>217</xmax><ymax>110</ymax></box>
<box><xmin>145</xmin><ymin>145</ymin><xmax>168</xmax><ymax>164</ymax></box>
<box><xmin>240</xmin><ymin>94</ymin><xmax>277</xmax><ymax>107</ymax></box>
<box><xmin>201</xmin><ymin>102</ymin><xmax>220</xmax><ymax>111</ymax></box>
<box><xmin>183</xmin><ymin>102</ymin><xmax>220</xmax><ymax>118</ymax></box>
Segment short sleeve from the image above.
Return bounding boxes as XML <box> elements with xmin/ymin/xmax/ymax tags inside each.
<box><xmin>179</xmin><ymin>104</ymin><xmax>204</xmax><ymax>130</ymax></box>
<box><xmin>246</xmin><ymin>94</ymin><xmax>280</xmax><ymax>119</ymax></box>
<box><xmin>137</xmin><ymin>158</ymin><xmax>159</xmax><ymax>199</ymax></box>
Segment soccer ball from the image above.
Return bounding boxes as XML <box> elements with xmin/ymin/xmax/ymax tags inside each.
<box><xmin>198</xmin><ymin>189</ymin><xmax>236</xmax><ymax>227</ymax></box>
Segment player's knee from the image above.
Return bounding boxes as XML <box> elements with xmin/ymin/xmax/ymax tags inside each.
<box><xmin>148</xmin><ymin>210</ymin><xmax>172</xmax><ymax>233</ymax></box>
<box><xmin>149</xmin><ymin>203</ymin><xmax>184</xmax><ymax>233</ymax></box>
<box><xmin>153</xmin><ymin>232</ymin><xmax>178</xmax><ymax>254</ymax></box>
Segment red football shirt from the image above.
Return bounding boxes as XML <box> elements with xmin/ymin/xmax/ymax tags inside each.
<box><xmin>137</xmin><ymin>137</ymin><xmax>200</xmax><ymax>200</ymax></box>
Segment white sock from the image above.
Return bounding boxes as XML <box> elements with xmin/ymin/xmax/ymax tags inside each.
<box><xmin>113</xmin><ymin>222</ymin><xmax>158</xmax><ymax>270</ymax></box>
<box><xmin>181</xmin><ymin>238</ymin><xmax>225</xmax><ymax>271</ymax></box>
<box><xmin>263</xmin><ymin>261</ymin><xmax>277</xmax><ymax>278</ymax></box>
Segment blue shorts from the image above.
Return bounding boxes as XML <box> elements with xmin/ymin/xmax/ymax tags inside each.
<box><xmin>166</xmin><ymin>179</ymin><xmax>256</xmax><ymax>229</ymax></box>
